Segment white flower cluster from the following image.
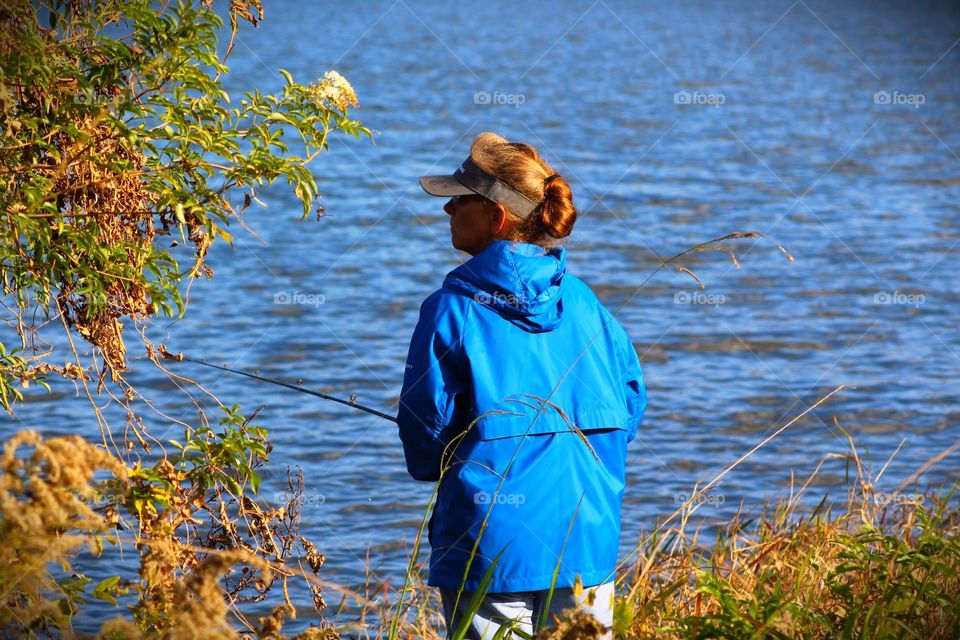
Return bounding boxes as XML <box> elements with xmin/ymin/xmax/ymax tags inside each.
<box><xmin>309</xmin><ymin>70</ymin><xmax>358</xmax><ymax>111</ymax></box>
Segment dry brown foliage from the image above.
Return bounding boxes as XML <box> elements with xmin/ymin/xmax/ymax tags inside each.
<box><xmin>0</xmin><ymin>430</ymin><xmax>126</xmax><ymax>633</ymax></box>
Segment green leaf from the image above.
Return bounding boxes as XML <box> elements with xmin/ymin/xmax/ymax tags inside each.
<box><xmin>92</xmin><ymin>575</ymin><xmax>121</xmax><ymax>606</ymax></box>
<box><xmin>223</xmin><ymin>475</ymin><xmax>242</xmax><ymax>495</ymax></box>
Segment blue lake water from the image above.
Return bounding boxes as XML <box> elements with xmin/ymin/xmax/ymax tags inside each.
<box><xmin>4</xmin><ymin>0</ymin><xmax>959</xmax><ymax>634</ymax></box>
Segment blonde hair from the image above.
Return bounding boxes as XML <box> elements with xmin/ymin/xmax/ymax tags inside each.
<box><xmin>469</xmin><ymin>132</ymin><xmax>576</xmax><ymax>246</ymax></box>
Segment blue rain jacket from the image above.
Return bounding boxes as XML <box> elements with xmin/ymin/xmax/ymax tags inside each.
<box><xmin>397</xmin><ymin>240</ymin><xmax>646</xmax><ymax>593</ymax></box>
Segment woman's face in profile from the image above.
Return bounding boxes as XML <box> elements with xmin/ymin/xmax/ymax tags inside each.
<box><xmin>444</xmin><ymin>194</ymin><xmax>495</xmax><ymax>256</ymax></box>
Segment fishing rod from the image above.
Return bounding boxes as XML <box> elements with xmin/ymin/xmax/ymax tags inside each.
<box><xmin>173</xmin><ymin>355</ymin><xmax>398</xmax><ymax>423</ymax></box>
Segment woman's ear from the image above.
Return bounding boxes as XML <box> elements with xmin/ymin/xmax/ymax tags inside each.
<box><xmin>489</xmin><ymin>202</ymin><xmax>509</xmax><ymax>235</ymax></box>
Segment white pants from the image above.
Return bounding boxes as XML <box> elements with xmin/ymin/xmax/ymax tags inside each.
<box><xmin>439</xmin><ymin>581</ymin><xmax>614</xmax><ymax>640</ymax></box>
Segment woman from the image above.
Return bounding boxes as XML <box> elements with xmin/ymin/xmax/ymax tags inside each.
<box><xmin>397</xmin><ymin>132</ymin><xmax>646</xmax><ymax>639</ymax></box>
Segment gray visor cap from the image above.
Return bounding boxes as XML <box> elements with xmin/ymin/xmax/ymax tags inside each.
<box><xmin>419</xmin><ymin>157</ymin><xmax>539</xmax><ymax>218</ymax></box>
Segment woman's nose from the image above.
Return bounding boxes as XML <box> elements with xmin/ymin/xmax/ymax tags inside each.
<box><xmin>443</xmin><ymin>199</ymin><xmax>454</xmax><ymax>215</ymax></box>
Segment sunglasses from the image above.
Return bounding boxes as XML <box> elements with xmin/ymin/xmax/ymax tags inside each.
<box><xmin>450</xmin><ymin>193</ymin><xmax>491</xmax><ymax>206</ymax></box>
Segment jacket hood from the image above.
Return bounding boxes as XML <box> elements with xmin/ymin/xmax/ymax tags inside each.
<box><xmin>442</xmin><ymin>240</ymin><xmax>566</xmax><ymax>333</ymax></box>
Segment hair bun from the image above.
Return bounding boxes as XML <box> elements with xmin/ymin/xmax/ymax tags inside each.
<box><xmin>538</xmin><ymin>175</ymin><xmax>575</xmax><ymax>239</ymax></box>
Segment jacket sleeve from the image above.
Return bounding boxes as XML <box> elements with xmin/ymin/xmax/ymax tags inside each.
<box><xmin>622</xmin><ymin>335</ymin><xmax>647</xmax><ymax>443</ymax></box>
<box><xmin>396</xmin><ymin>292</ymin><xmax>468</xmax><ymax>482</ymax></box>
<box><xmin>607</xmin><ymin>311</ymin><xmax>647</xmax><ymax>443</ymax></box>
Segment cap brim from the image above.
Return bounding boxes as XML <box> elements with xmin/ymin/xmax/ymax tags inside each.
<box><xmin>419</xmin><ymin>174</ymin><xmax>476</xmax><ymax>197</ymax></box>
